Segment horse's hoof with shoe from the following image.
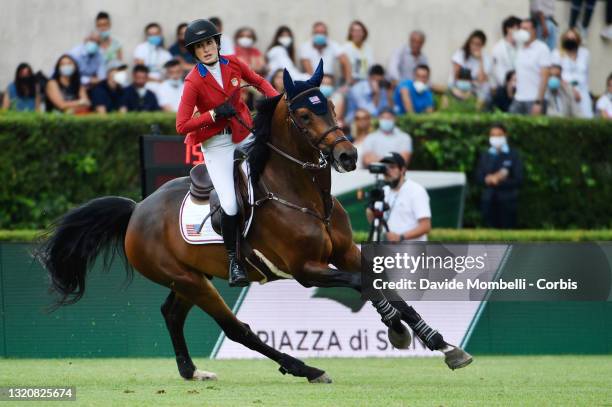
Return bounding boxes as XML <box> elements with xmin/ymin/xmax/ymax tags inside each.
<box><xmin>309</xmin><ymin>373</ymin><xmax>333</xmax><ymax>384</ymax></box>
<box><xmin>189</xmin><ymin>369</ymin><xmax>218</xmax><ymax>381</ymax></box>
<box><xmin>443</xmin><ymin>345</ymin><xmax>473</xmax><ymax>370</ymax></box>
<box><xmin>387</xmin><ymin>323</ymin><xmax>412</xmax><ymax>349</ymax></box>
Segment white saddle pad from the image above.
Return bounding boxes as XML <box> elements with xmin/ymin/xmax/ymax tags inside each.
<box><xmin>179</xmin><ymin>160</ymin><xmax>254</xmax><ymax>245</ymax></box>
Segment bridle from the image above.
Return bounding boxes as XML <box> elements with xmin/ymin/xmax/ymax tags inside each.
<box><xmin>283</xmin><ymin>88</ymin><xmax>349</xmax><ymax>161</ymax></box>
<box><xmin>227</xmin><ymin>85</ymin><xmax>352</xmax><ymax>228</ymax></box>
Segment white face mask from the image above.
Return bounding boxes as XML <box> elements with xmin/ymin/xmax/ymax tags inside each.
<box><xmin>278</xmin><ymin>36</ymin><xmax>292</xmax><ymax>47</ymax></box>
<box><xmin>513</xmin><ymin>29</ymin><xmax>530</xmax><ymax>46</ymax></box>
<box><xmin>59</xmin><ymin>64</ymin><xmax>75</xmax><ymax>77</ymax></box>
<box><xmin>489</xmin><ymin>136</ymin><xmax>507</xmax><ymax>149</ymax></box>
<box><xmin>168</xmin><ymin>78</ymin><xmax>183</xmax><ymax>88</ymax></box>
<box><xmin>413</xmin><ymin>80</ymin><xmax>428</xmax><ymax>93</ymax></box>
<box><xmin>237</xmin><ymin>37</ymin><xmax>254</xmax><ymax>48</ymax></box>
<box><xmin>113</xmin><ymin>70</ymin><xmax>128</xmax><ymax>87</ymax></box>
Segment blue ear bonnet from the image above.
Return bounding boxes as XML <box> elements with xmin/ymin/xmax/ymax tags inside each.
<box><xmin>283</xmin><ymin>59</ymin><xmax>328</xmax><ymax>115</ymax></box>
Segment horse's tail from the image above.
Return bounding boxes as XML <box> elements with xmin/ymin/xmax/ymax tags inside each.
<box><xmin>37</xmin><ymin>196</ymin><xmax>136</xmax><ymax>309</ymax></box>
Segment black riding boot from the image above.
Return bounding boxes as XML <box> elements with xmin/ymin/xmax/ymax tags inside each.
<box><xmin>221</xmin><ymin>211</ymin><xmax>249</xmax><ymax>287</ymax></box>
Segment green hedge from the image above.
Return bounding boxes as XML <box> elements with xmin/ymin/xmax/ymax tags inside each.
<box><xmin>0</xmin><ymin>111</ymin><xmax>611</xmax><ymax>229</ymax></box>
<box><xmin>398</xmin><ymin>113</ymin><xmax>612</xmax><ymax>228</ymax></box>
<box><xmin>0</xmin><ymin>112</ymin><xmax>176</xmax><ymax>228</ymax></box>
<box><xmin>4</xmin><ymin>228</ymin><xmax>611</xmax><ymax>243</ymax></box>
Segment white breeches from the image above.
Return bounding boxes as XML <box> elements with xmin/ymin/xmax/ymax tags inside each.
<box><xmin>200</xmin><ymin>133</ymin><xmax>253</xmax><ymax>216</ymax></box>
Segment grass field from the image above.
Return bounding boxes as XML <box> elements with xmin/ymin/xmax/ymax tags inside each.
<box><xmin>0</xmin><ymin>356</ymin><xmax>610</xmax><ymax>406</ymax></box>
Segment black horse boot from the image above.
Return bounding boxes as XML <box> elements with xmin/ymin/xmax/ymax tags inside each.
<box><xmin>221</xmin><ymin>211</ymin><xmax>249</xmax><ymax>287</ymax></box>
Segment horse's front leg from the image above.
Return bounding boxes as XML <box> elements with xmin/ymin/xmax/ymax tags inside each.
<box><xmin>324</xmin><ymin>242</ymin><xmax>473</xmax><ymax>370</ymax></box>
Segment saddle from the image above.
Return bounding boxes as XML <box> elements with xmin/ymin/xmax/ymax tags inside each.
<box><xmin>189</xmin><ymin>148</ymin><xmax>250</xmax><ymax>237</ymax></box>
<box><xmin>188</xmin><ymin>149</ymin><xmax>289</xmax><ymax>283</ymax></box>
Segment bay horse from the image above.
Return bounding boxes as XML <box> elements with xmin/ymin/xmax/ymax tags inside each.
<box><xmin>38</xmin><ymin>62</ymin><xmax>472</xmax><ymax>384</ymax></box>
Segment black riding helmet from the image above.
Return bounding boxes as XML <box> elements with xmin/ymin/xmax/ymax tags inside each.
<box><xmin>184</xmin><ymin>19</ymin><xmax>221</xmax><ymax>56</ymax></box>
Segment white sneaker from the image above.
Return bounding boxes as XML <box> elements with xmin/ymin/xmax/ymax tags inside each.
<box><xmin>601</xmin><ymin>25</ymin><xmax>612</xmax><ymax>41</ymax></box>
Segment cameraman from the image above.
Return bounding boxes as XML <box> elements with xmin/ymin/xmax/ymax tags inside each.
<box><xmin>366</xmin><ymin>153</ymin><xmax>432</xmax><ymax>241</ymax></box>
<box><xmin>346</xmin><ymin>64</ymin><xmax>392</xmax><ymax>122</ymax></box>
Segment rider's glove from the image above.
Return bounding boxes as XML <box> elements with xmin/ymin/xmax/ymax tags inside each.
<box><xmin>214</xmin><ymin>101</ymin><xmax>237</xmax><ymax>119</ymax></box>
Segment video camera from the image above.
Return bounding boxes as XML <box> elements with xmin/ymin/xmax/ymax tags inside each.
<box><xmin>366</xmin><ymin>163</ymin><xmax>390</xmax><ymax>242</ymax></box>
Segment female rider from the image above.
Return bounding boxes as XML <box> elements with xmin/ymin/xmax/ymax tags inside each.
<box><xmin>176</xmin><ymin>19</ymin><xmax>279</xmax><ymax>286</ymax></box>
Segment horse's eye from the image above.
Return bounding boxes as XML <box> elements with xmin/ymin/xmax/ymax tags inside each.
<box><xmin>300</xmin><ymin>113</ymin><xmax>310</xmax><ymax>122</ymax></box>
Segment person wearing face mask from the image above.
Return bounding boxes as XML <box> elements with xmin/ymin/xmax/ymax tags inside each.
<box><xmin>154</xmin><ymin>59</ymin><xmax>184</xmax><ymax>112</ymax></box>
<box><xmin>175</xmin><ymin>19</ymin><xmax>278</xmax><ymax>287</ymax></box>
<box><xmin>492</xmin><ymin>16</ymin><xmax>522</xmax><ymax>89</ymax></box>
<box><xmin>320</xmin><ymin>73</ymin><xmax>346</xmax><ymax>126</ymax></box>
<box><xmin>299</xmin><ymin>21</ymin><xmax>352</xmax><ymax>84</ymax></box>
<box><xmin>90</xmin><ymin>60</ymin><xmax>128</xmax><ymax>114</ymax></box>
<box><xmin>551</xmin><ymin>29</ymin><xmax>593</xmax><ymax>118</ymax></box>
<box><xmin>266</xmin><ymin>26</ymin><xmax>308</xmax><ymax>81</ymax></box>
<box><xmin>95</xmin><ymin>11</ymin><xmax>123</xmax><ymax>66</ymax></box>
<box><xmin>169</xmin><ymin>23</ymin><xmax>197</xmax><ymax>75</ymax></box>
<box><xmin>449</xmin><ymin>30</ymin><xmax>492</xmax><ymax>107</ymax></box>
<box><xmin>361</xmin><ymin>108</ymin><xmax>412</xmax><ymax>168</ymax></box>
<box><xmin>365</xmin><ymin>153</ymin><xmax>431</xmax><ymax>242</ymax></box>
<box><xmin>346</xmin><ymin>64</ymin><xmax>392</xmax><ymax>123</ymax></box>
<box><xmin>595</xmin><ymin>73</ymin><xmax>612</xmax><ymax>119</ymax></box>
<box><xmin>544</xmin><ymin>65</ymin><xmax>581</xmax><ymax>117</ymax></box>
<box><xmin>234</xmin><ymin>27</ymin><xmax>265</xmax><ymax>74</ymax></box>
<box><xmin>394</xmin><ymin>64</ymin><xmax>434</xmax><ymax>115</ymax></box>
<box><xmin>509</xmin><ymin>18</ymin><xmax>551</xmax><ymax>116</ymax></box>
<box><xmin>69</xmin><ymin>33</ymin><xmax>106</xmax><ymax>87</ymax></box>
<box><xmin>476</xmin><ymin>123</ymin><xmax>523</xmax><ymax>229</ymax></box>
<box><xmin>45</xmin><ymin>54</ymin><xmax>90</xmax><ymax>114</ymax></box>
<box><xmin>2</xmin><ymin>63</ymin><xmax>40</xmax><ymax>112</ymax></box>
<box><xmin>134</xmin><ymin>22</ymin><xmax>172</xmax><ymax>82</ymax></box>
<box><xmin>122</xmin><ymin>65</ymin><xmax>160</xmax><ymax>112</ymax></box>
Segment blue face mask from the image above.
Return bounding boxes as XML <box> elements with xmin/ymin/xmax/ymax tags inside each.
<box><xmin>548</xmin><ymin>76</ymin><xmax>561</xmax><ymax>90</ymax></box>
<box><xmin>379</xmin><ymin>119</ymin><xmax>395</xmax><ymax>133</ymax></box>
<box><xmin>319</xmin><ymin>85</ymin><xmax>334</xmax><ymax>97</ymax></box>
<box><xmin>148</xmin><ymin>35</ymin><xmax>162</xmax><ymax>46</ymax></box>
<box><xmin>85</xmin><ymin>41</ymin><xmax>99</xmax><ymax>55</ymax></box>
<box><xmin>313</xmin><ymin>34</ymin><xmax>327</xmax><ymax>46</ymax></box>
<box><xmin>99</xmin><ymin>30</ymin><xmax>111</xmax><ymax>40</ymax></box>
<box><xmin>456</xmin><ymin>80</ymin><xmax>472</xmax><ymax>92</ymax></box>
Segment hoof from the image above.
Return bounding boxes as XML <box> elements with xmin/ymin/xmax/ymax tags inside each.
<box><xmin>189</xmin><ymin>369</ymin><xmax>218</xmax><ymax>381</ymax></box>
<box><xmin>388</xmin><ymin>324</ymin><xmax>411</xmax><ymax>349</ymax></box>
<box><xmin>308</xmin><ymin>373</ymin><xmax>332</xmax><ymax>384</ymax></box>
<box><xmin>444</xmin><ymin>346</ymin><xmax>473</xmax><ymax>370</ymax></box>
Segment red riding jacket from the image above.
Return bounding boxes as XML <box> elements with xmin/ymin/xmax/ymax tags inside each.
<box><xmin>176</xmin><ymin>55</ymin><xmax>279</xmax><ymax>146</ymax></box>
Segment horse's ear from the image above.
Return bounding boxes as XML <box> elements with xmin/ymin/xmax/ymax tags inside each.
<box><xmin>283</xmin><ymin>68</ymin><xmax>296</xmax><ymax>98</ymax></box>
<box><xmin>307</xmin><ymin>59</ymin><xmax>324</xmax><ymax>87</ymax></box>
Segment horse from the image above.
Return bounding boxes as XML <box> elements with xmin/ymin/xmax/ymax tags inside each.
<box><xmin>38</xmin><ymin>62</ymin><xmax>472</xmax><ymax>384</ymax></box>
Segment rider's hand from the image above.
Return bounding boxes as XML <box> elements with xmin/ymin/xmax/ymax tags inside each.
<box><xmin>214</xmin><ymin>101</ymin><xmax>237</xmax><ymax>119</ymax></box>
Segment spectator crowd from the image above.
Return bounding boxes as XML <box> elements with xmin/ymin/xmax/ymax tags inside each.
<box><xmin>2</xmin><ymin>4</ymin><xmax>611</xmax><ymax>120</ymax></box>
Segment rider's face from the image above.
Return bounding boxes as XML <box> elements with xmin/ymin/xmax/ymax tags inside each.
<box><xmin>194</xmin><ymin>38</ymin><xmax>219</xmax><ymax>64</ymax></box>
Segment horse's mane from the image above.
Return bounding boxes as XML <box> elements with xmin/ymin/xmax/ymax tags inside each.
<box><xmin>247</xmin><ymin>94</ymin><xmax>283</xmax><ymax>183</ymax></box>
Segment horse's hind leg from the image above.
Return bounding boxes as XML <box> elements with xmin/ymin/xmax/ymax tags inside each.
<box><xmin>161</xmin><ymin>291</ymin><xmax>217</xmax><ymax>380</ymax></box>
<box><xmin>174</xmin><ymin>269</ymin><xmax>332</xmax><ymax>383</ymax></box>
